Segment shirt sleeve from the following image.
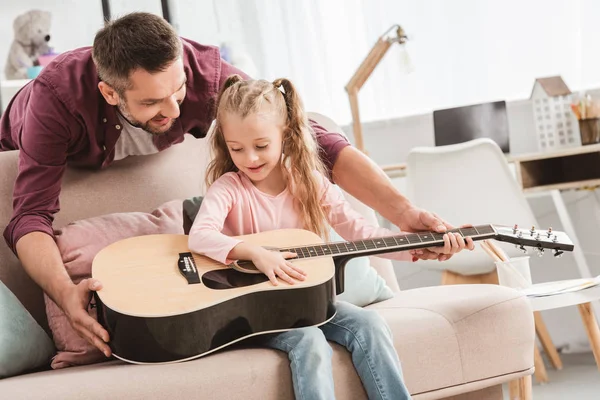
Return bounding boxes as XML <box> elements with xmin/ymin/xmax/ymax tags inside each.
<box><xmin>310</xmin><ymin>119</ymin><xmax>350</xmax><ymax>182</ymax></box>
<box><xmin>319</xmin><ymin>175</ymin><xmax>412</xmax><ymax>262</ymax></box>
<box><xmin>218</xmin><ymin>58</ymin><xmax>251</xmax><ymax>87</ymax></box>
<box><xmin>3</xmin><ymin>80</ymin><xmax>73</xmax><ymax>254</ymax></box>
<box><xmin>188</xmin><ymin>175</ymin><xmax>243</xmax><ymax>265</ymax></box>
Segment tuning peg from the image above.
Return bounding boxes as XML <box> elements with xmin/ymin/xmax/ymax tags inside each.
<box><xmin>553</xmin><ymin>249</ymin><xmax>564</xmax><ymax>258</ymax></box>
<box><xmin>547</xmin><ymin>227</ymin><xmax>553</xmax><ymax>237</ymax></box>
<box><xmin>552</xmin><ymin>235</ymin><xmax>558</xmax><ymax>243</ymax></box>
<box><xmin>517</xmin><ymin>231</ymin><xmax>523</xmax><ymax>238</ymax></box>
<box><xmin>535</xmin><ymin>233</ymin><xmax>540</xmax><ymax>240</ymax></box>
<box><xmin>530</xmin><ymin>226</ymin><xmax>536</xmax><ymax>236</ymax></box>
<box><xmin>537</xmin><ymin>247</ymin><xmax>545</xmax><ymax>257</ymax></box>
<box><xmin>513</xmin><ymin>224</ymin><xmax>518</xmax><ymax>234</ymax></box>
<box><xmin>519</xmin><ymin>245</ymin><xmax>528</xmax><ymax>254</ymax></box>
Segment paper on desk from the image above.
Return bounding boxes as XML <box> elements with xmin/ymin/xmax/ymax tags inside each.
<box><xmin>521</xmin><ymin>276</ymin><xmax>600</xmax><ymax>297</ymax></box>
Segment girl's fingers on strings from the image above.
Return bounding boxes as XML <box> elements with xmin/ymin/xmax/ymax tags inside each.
<box><xmin>282</xmin><ymin>252</ymin><xmax>298</xmax><ymax>260</ymax></box>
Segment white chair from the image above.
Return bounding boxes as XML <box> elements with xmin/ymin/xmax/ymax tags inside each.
<box><xmin>405</xmin><ymin>138</ymin><xmax>565</xmax><ymax>382</ymax></box>
<box><xmin>406</xmin><ymin>138</ymin><xmax>538</xmax><ymax>281</ymax></box>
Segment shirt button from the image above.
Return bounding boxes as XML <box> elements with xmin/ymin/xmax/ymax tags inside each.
<box><xmin>103</xmin><ymin>118</ymin><xmax>107</xmax><ymax>123</ymax></box>
<box><xmin>115</xmin><ymin>125</ymin><xmax>121</xmax><ymax>130</ymax></box>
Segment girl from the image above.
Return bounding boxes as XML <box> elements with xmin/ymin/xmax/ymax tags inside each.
<box><xmin>189</xmin><ymin>75</ymin><xmax>470</xmax><ymax>400</ymax></box>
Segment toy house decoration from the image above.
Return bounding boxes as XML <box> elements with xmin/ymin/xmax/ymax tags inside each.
<box><xmin>530</xmin><ymin>76</ymin><xmax>581</xmax><ymax>151</ymax></box>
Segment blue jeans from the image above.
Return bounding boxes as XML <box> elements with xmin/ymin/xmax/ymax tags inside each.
<box><xmin>256</xmin><ymin>301</ymin><xmax>411</xmax><ymax>400</ymax></box>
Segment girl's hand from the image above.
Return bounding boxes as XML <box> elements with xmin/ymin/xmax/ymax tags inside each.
<box><xmin>251</xmin><ymin>248</ymin><xmax>306</xmax><ymax>286</ymax></box>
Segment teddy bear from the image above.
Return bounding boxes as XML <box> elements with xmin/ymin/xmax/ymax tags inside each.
<box><xmin>4</xmin><ymin>10</ymin><xmax>52</xmax><ymax>80</ymax></box>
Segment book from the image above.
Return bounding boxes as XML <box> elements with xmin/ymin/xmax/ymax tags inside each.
<box><xmin>521</xmin><ymin>276</ymin><xmax>600</xmax><ymax>297</ymax></box>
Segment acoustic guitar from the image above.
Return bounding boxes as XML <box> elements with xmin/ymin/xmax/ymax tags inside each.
<box><xmin>92</xmin><ymin>224</ymin><xmax>573</xmax><ymax>364</ymax></box>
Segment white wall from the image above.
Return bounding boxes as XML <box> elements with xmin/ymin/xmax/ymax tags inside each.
<box><xmin>229</xmin><ymin>0</ymin><xmax>600</xmax><ymax>126</ymax></box>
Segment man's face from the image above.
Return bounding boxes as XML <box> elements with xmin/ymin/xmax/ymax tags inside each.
<box><xmin>117</xmin><ymin>58</ymin><xmax>187</xmax><ymax>136</ymax></box>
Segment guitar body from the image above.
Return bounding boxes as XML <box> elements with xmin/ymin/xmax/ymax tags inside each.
<box><xmin>92</xmin><ymin>230</ymin><xmax>336</xmax><ymax>364</ymax></box>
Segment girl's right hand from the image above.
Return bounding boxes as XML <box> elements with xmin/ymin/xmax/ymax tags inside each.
<box><xmin>251</xmin><ymin>248</ymin><xmax>306</xmax><ymax>286</ymax></box>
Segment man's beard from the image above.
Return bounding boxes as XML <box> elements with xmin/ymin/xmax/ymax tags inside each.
<box><xmin>117</xmin><ymin>100</ymin><xmax>176</xmax><ymax>136</ymax></box>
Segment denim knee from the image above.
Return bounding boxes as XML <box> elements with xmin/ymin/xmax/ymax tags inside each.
<box><xmin>358</xmin><ymin>309</ymin><xmax>393</xmax><ymax>339</ymax></box>
<box><xmin>300</xmin><ymin>328</ymin><xmax>331</xmax><ymax>350</ymax></box>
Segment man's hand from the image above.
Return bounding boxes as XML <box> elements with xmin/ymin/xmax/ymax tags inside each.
<box><xmin>395</xmin><ymin>206</ymin><xmax>474</xmax><ymax>262</ymax></box>
<box><xmin>59</xmin><ymin>279</ymin><xmax>112</xmax><ymax>358</ymax></box>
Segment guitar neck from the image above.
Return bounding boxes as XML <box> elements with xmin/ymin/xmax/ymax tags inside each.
<box><xmin>278</xmin><ymin>225</ymin><xmax>496</xmax><ymax>261</ymax></box>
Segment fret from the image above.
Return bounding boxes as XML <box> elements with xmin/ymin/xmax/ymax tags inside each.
<box><xmin>404</xmin><ymin>234</ymin><xmax>421</xmax><ymax>244</ymax></box>
<box><xmin>361</xmin><ymin>239</ymin><xmax>374</xmax><ymax>250</ymax></box>
<box><xmin>345</xmin><ymin>242</ymin><xmax>357</xmax><ymax>252</ymax></box>
<box><xmin>354</xmin><ymin>241</ymin><xmax>367</xmax><ymax>251</ymax></box>
<box><xmin>474</xmin><ymin>224</ymin><xmax>494</xmax><ymax>235</ymax></box>
<box><xmin>372</xmin><ymin>238</ymin><xmax>386</xmax><ymax>248</ymax></box>
<box><xmin>417</xmin><ymin>232</ymin><xmax>435</xmax><ymax>243</ymax></box>
<box><xmin>393</xmin><ymin>236</ymin><xmax>409</xmax><ymax>246</ymax></box>
<box><xmin>430</xmin><ymin>232</ymin><xmax>445</xmax><ymax>241</ymax></box>
<box><xmin>314</xmin><ymin>245</ymin><xmax>325</xmax><ymax>256</ymax></box>
<box><xmin>305</xmin><ymin>246</ymin><xmax>317</xmax><ymax>258</ymax></box>
<box><xmin>457</xmin><ymin>227</ymin><xmax>478</xmax><ymax>237</ymax></box>
<box><xmin>295</xmin><ymin>247</ymin><xmax>306</xmax><ymax>258</ymax></box>
<box><xmin>333</xmin><ymin>242</ymin><xmax>344</xmax><ymax>254</ymax></box>
<box><xmin>383</xmin><ymin>237</ymin><xmax>397</xmax><ymax>247</ymax></box>
<box><xmin>329</xmin><ymin>243</ymin><xmax>340</xmax><ymax>254</ymax></box>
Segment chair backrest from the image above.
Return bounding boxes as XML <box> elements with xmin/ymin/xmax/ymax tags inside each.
<box><xmin>406</xmin><ymin>138</ymin><xmax>539</xmax><ymax>275</ymax></box>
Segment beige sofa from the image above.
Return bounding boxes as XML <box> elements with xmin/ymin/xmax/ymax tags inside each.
<box><xmin>0</xmin><ymin>114</ymin><xmax>534</xmax><ymax>399</ymax></box>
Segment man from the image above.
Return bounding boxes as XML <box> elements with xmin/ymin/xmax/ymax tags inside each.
<box><xmin>0</xmin><ymin>13</ymin><xmax>473</xmax><ymax>359</ymax></box>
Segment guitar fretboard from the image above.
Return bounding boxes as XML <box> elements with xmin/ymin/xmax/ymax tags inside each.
<box><xmin>278</xmin><ymin>225</ymin><xmax>496</xmax><ymax>259</ymax></box>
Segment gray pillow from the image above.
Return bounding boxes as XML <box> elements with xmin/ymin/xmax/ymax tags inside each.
<box><xmin>183</xmin><ymin>196</ymin><xmax>204</xmax><ymax>222</ymax></box>
<box><xmin>0</xmin><ymin>281</ymin><xmax>55</xmax><ymax>378</ymax></box>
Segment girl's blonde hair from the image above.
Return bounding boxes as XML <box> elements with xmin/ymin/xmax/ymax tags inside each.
<box><xmin>207</xmin><ymin>74</ymin><xmax>329</xmax><ymax>239</ymax></box>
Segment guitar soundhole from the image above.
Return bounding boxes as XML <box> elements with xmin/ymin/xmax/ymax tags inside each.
<box><xmin>202</xmin><ymin>269</ymin><xmax>270</xmax><ymax>290</ymax></box>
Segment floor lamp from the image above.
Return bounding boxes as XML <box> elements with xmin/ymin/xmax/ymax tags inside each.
<box><xmin>345</xmin><ymin>25</ymin><xmax>409</xmax><ymax>154</ymax></box>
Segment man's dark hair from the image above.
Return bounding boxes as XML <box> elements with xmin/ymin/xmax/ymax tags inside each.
<box><xmin>92</xmin><ymin>12</ymin><xmax>182</xmax><ymax>94</ymax></box>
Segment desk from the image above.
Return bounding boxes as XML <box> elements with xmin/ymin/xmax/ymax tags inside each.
<box><xmin>512</xmin><ymin>143</ymin><xmax>600</xmax><ymax>193</ymax></box>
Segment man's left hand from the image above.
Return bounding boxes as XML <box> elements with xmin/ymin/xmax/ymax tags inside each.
<box><xmin>394</xmin><ymin>206</ymin><xmax>475</xmax><ymax>262</ymax></box>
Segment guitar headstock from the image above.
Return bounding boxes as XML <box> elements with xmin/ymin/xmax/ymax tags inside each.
<box><xmin>492</xmin><ymin>224</ymin><xmax>574</xmax><ymax>257</ymax></box>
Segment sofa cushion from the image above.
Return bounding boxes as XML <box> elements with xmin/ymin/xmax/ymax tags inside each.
<box><xmin>0</xmin><ymin>281</ymin><xmax>55</xmax><ymax>379</ymax></box>
<box><xmin>45</xmin><ymin>200</ymin><xmax>184</xmax><ymax>369</ymax></box>
<box><xmin>0</xmin><ymin>284</ymin><xmax>534</xmax><ymax>399</ymax></box>
<box><xmin>367</xmin><ymin>284</ymin><xmax>534</xmax><ymax>396</ymax></box>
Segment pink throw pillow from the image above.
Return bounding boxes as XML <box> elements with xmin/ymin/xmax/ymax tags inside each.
<box><xmin>45</xmin><ymin>200</ymin><xmax>184</xmax><ymax>369</ymax></box>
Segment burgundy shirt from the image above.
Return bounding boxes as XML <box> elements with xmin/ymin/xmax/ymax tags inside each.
<box><xmin>0</xmin><ymin>38</ymin><xmax>349</xmax><ymax>253</ymax></box>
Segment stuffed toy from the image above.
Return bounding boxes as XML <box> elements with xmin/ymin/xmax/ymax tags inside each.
<box><xmin>4</xmin><ymin>10</ymin><xmax>52</xmax><ymax>80</ymax></box>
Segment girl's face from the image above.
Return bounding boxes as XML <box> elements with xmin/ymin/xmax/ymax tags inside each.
<box><xmin>220</xmin><ymin>111</ymin><xmax>284</xmax><ymax>186</ymax></box>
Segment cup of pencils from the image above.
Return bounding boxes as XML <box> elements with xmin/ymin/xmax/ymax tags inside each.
<box><xmin>571</xmin><ymin>95</ymin><xmax>600</xmax><ymax>145</ymax></box>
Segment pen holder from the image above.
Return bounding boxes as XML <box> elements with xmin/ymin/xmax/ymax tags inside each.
<box><xmin>578</xmin><ymin>118</ymin><xmax>600</xmax><ymax>145</ymax></box>
<box><xmin>494</xmin><ymin>256</ymin><xmax>532</xmax><ymax>290</ymax></box>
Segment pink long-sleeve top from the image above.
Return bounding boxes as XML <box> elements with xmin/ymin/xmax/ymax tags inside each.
<box><xmin>188</xmin><ymin>171</ymin><xmax>412</xmax><ymax>264</ymax></box>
